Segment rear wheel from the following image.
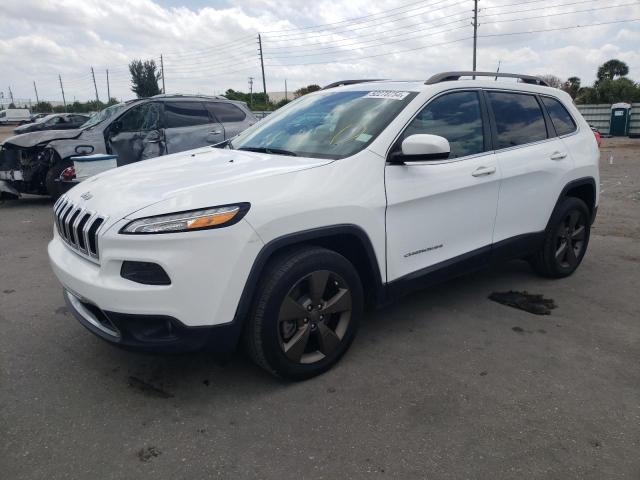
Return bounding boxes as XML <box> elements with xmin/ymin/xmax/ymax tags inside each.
<box><xmin>244</xmin><ymin>246</ymin><xmax>363</xmax><ymax>380</ymax></box>
<box><xmin>45</xmin><ymin>154</ymin><xmax>72</xmax><ymax>200</ymax></box>
<box><xmin>530</xmin><ymin>197</ymin><xmax>591</xmax><ymax>278</ymax></box>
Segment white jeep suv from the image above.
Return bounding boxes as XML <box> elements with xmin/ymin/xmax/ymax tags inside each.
<box><xmin>48</xmin><ymin>72</ymin><xmax>599</xmax><ymax>380</ymax></box>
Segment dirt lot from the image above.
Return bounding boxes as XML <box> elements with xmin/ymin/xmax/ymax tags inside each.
<box><xmin>0</xmin><ymin>124</ymin><xmax>17</xmax><ymax>143</ymax></box>
<box><xmin>1</xmin><ymin>136</ymin><xmax>639</xmax><ymax>479</ymax></box>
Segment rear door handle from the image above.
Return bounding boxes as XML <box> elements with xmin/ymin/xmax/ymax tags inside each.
<box><xmin>209</xmin><ymin>130</ymin><xmax>222</xmax><ymax>135</ymax></box>
<box><xmin>550</xmin><ymin>151</ymin><xmax>567</xmax><ymax>160</ymax></box>
<box><xmin>471</xmin><ymin>166</ymin><xmax>496</xmax><ymax>177</ymax></box>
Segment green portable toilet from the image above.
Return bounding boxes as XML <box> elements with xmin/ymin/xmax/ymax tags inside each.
<box><xmin>610</xmin><ymin>103</ymin><xmax>631</xmax><ymax>136</ymax></box>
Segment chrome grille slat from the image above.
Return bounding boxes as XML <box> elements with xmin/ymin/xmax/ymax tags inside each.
<box><xmin>54</xmin><ymin>196</ymin><xmax>108</xmax><ymax>263</ymax></box>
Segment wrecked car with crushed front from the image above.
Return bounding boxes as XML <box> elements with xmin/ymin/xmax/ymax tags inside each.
<box><xmin>0</xmin><ymin>95</ymin><xmax>256</xmax><ymax>199</ymax></box>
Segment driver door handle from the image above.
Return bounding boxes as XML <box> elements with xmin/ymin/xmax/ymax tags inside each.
<box><xmin>472</xmin><ymin>166</ymin><xmax>496</xmax><ymax>177</ymax></box>
<box><xmin>550</xmin><ymin>151</ymin><xmax>567</xmax><ymax>160</ymax></box>
<box><xmin>209</xmin><ymin>130</ymin><xmax>222</xmax><ymax>135</ymax></box>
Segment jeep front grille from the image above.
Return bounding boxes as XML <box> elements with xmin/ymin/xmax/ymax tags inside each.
<box><xmin>53</xmin><ymin>196</ymin><xmax>107</xmax><ymax>262</ymax></box>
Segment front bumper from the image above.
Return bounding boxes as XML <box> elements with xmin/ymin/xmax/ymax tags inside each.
<box><xmin>63</xmin><ymin>289</ymin><xmax>241</xmax><ymax>352</ymax></box>
<box><xmin>48</xmin><ymin>217</ymin><xmax>263</xmax><ymax>352</ymax></box>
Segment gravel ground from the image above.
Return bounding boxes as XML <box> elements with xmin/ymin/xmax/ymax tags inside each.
<box><xmin>1</xmin><ymin>135</ymin><xmax>639</xmax><ymax>479</ymax></box>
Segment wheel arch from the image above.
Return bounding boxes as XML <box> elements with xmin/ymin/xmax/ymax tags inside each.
<box><xmin>558</xmin><ymin>177</ymin><xmax>597</xmax><ymax>224</ymax></box>
<box><xmin>232</xmin><ymin>225</ymin><xmax>384</xmax><ymax>331</ymax></box>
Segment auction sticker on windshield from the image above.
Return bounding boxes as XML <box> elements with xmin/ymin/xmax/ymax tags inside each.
<box><xmin>364</xmin><ymin>91</ymin><xmax>411</xmax><ymax>100</ymax></box>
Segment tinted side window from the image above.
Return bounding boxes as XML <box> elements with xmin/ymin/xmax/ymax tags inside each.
<box><xmin>541</xmin><ymin>97</ymin><xmax>576</xmax><ymax>136</ymax></box>
<box><xmin>165</xmin><ymin>102</ymin><xmax>211</xmax><ymax>128</ymax></box>
<box><xmin>206</xmin><ymin>102</ymin><xmax>246</xmax><ymax>122</ymax></box>
<box><xmin>118</xmin><ymin>103</ymin><xmax>162</xmax><ymax>132</ymax></box>
<box><xmin>402</xmin><ymin>91</ymin><xmax>484</xmax><ymax>158</ymax></box>
<box><xmin>488</xmin><ymin>92</ymin><xmax>547</xmax><ymax>148</ymax></box>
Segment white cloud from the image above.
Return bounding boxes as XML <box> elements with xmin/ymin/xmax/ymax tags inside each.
<box><xmin>1</xmin><ymin>0</ymin><xmax>639</xmax><ymax>104</ymax></box>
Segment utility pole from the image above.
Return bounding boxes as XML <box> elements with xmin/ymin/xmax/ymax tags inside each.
<box><xmin>106</xmin><ymin>69</ymin><xmax>111</xmax><ymax>102</ymax></box>
<box><xmin>494</xmin><ymin>60</ymin><xmax>501</xmax><ymax>80</ymax></box>
<box><xmin>285</xmin><ymin>79</ymin><xmax>288</xmax><ymax>101</ymax></box>
<box><xmin>160</xmin><ymin>54</ymin><xmax>166</xmax><ymax>94</ymax></box>
<box><xmin>472</xmin><ymin>0</ymin><xmax>479</xmax><ymax>74</ymax></box>
<box><xmin>258</xmin><ymin>34</ymin><xmax>267</xmax><ymax>102</ymax></box>
<box><xmin>91</xmin><ymin>67</ymin><xmax>99</xmax><ymax>103</ymax></box>
<box><xmin>8</xmin><ymin>86</ymin><xmax>14</xmax><ymax>105</ymax></box>
<box><xmin>59</xmin><ymin>75</ymin><xmax>67</xmax><ymax>112</ymax></box>
<box><xmin>33</xmin><ymin>81</ymin><xmax>39</xmax><ymax>105</ymax></box>
<box><xmin>248</xmin><ymin>76</ymin><xmax>254</xmax><ymax>108</ymax></box>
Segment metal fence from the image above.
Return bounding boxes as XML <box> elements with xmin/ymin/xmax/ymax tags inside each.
<box><xmin>576</xmin><ymin>103</ymin><xmax>640</xmax><ymax>136</ymax></box>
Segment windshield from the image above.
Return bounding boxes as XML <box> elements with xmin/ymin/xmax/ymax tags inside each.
<box><xmin>80</xmin><ymin>103</ymin><xmax>127</xmax><ymax>129</ymax></box>
<box><xmin>230</xmin><ymin>90</ymin><xmax>417</xmax><ymax>159</ymax></box>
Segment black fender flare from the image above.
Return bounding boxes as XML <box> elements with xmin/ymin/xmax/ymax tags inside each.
<box><xmin>550</xmin><ymin>177</ymin><xmax>597</xmax><ymax>226</ymax></box>
<box><xmin>226</xmin><ymin>224</ymin><xmax>384</xmax><ymax>346</ymax></box>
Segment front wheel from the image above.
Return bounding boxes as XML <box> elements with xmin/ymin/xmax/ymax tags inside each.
<box><xmin>244</xmin><ymin>246</ymin><xmax>363</xmax><ymax>381</ymax></box>
<box><xmin>530</xmin><ymin>197</ymin><xmax>591</xmax><ymax>278</ymax></box>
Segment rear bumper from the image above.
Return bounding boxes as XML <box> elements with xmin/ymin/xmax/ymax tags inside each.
<box><xmin>63</xmin><ymin>289</ymin><xmax>242</xmax><ymax>352</ymax></box>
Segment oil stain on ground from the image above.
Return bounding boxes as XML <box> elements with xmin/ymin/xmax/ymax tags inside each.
<box><xmin>137</xmin><ymin>446</ymin><xmax>161</xmax><ymax>462</ymax></box>
<box><xmin>128</xmin><ymin>376</ymin><xmax>174</xmax><ymax>399</ymax></box>
<box><xmin>489</xmin><ymin>290</ymin><xmax>557</xmax><ymax>315</ymax></box>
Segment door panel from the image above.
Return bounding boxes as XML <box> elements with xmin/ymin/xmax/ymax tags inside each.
<box><xmin>385</xmin><ymin>90</ymin><xmax>500</xmax><ymax>282</ymax></box>
<box><xmin>107</xmin><ymin>102</ymin><xmax>165</xmax><ymax>166</ymax></box>
<box><xmin>492</xmin><ymin>140</ymin><xmax>572</xmax><ymax>242</ymax></box>
<box><xmin>386</xmin><ymin>155</ymin><xmax>500</xmax><ymax>281</ymax></box>
<box><xmin>487</xmin><ymin>91</ymin><xmax>575</xmax><ymax>242</ymax></box>
<box><xmin>164</xmin><ymin>124</ymin><xmax>224</xmax><ymax>153</ymax></box>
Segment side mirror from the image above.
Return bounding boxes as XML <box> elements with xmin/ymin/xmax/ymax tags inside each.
<box><xmin>389</xmin><ymin>134</ymin><xmax>450</xmax><ymax>163</ymax></box>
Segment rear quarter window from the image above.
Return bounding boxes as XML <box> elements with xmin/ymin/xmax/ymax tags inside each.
<box><xmin>488</xmin><ymin>91</ymin><xmax>547</xmax><ymax>149</ymax></box>
<box><xmin>206</xmin><ymin>102</ymin><xmax>246</xmax><ymax>122</ymax></box>
<box><xmin>541</xmin><ymin>96</ymin><xmax>577</xmax><ymax>136</ymax></box>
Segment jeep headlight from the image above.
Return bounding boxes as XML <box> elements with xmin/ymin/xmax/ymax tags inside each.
<box><xmin>120</xmin><ymin>203</ymin><xmax>250</xmax><ymax>234</ymax></box>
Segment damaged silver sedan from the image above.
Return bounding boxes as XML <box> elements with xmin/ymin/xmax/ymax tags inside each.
<box><xmin>0</xmin><ymin>94</ymin><xmax>256</xmax><ymax>198</ymax></box>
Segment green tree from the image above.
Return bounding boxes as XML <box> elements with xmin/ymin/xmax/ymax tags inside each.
<box><xmin>33</xmin><ymin>101</ymin><xmax>53</xmax><ymax>113</ymax></box>
<box><xmin>274</xmin><ymin>98</ymin><xmax>291</xmax><ymax>108</ymax></box>
<box><xmin>562</xmin><ymin>77</ymin><xmax>581</xmax><ymax>99</ymax></box>
<box><xmin>597</xmin><ymin>59</ymin><xmax>629</xmax><ymax>83</ymax></box>
<box><xmin>129</xmin><ymin>59</ymin><xmax>162</xmax><ymax>98</ymax></box>
<box><xmin>595</xmin><ymin>77</ymin><xmax>640</xmax><ymax>104</ymax></box>
<box><xmin>224</xmin><ymin>89</ymin><xmax>272</xmax><ymax>110</ymax></box>
<box><xmin>294</xmin><ymin>84</ymin><xmax>321</xmax><ymax>98</ymax></box>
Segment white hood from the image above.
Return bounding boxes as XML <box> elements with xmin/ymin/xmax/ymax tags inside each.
<box><xmin>64</xmin><ymin>146</ymin><xmax>333</xmax><ymax>222</ymax></box>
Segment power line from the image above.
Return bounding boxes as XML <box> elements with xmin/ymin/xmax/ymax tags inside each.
<box><xmin>264</xmin><ymin>23</ymin><xmax>470</xmax><ymax>60</ymax></box>
<box><xmin>480</xmin><ymin>1</ymin><xmax>638</xmax><ymax>21</ymax></box>
<box><xmin>263</xmin><ymin>12</ymin><xmax>471</xmax><ymax>52</ymax></box>
<box><xmin>263</xmin><ymin>0</ymin><xmax>468</xmax><ymax>41</ymax></box>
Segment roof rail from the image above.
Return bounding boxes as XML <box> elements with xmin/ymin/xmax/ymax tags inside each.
<box><xmin>151</xmin><ymin>93</ymin><xmax>227</xmax><ymax>100</ymax></box>
<box><xmin>425</xmin><ymin>71</ymin><xmax>549</xmax><ymax>87</ymax></box>
<box><xmin>322</xmin><ymin>79</ymin><xmax>384</xmax><ymax>90</ymax></box>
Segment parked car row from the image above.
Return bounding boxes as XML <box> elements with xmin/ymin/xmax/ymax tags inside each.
<box><xmin>0</xmin><ymin>94</ymin><xmax>256</xmax><ymax>198</ymax></box>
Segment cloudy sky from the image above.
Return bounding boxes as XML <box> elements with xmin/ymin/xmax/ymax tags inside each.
<box><xmin>1</xmin><ymin>0</ymin><xmax>639</xmax><ymax>104</ymax></box>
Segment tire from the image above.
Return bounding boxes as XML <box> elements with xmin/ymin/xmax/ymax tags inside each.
<box><xmin>530</xmin><ymin>197</ymin><xmax>591</xmax><ymax>278</ymax></box>
<box><xmin>244</xmin><ymin>246</ymin><xmax>363</xmax><ymax>381</ymax></box>
<box><xmin>45</xmin><ymin>157</ymin><xmax>73</xmax><ymax>200</ymax></box>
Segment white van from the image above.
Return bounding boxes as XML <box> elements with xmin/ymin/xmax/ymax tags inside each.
<box><xmin>0</xmin><ymin>109</ymin><xmax>31</xmax><ymax>125</ymax></box>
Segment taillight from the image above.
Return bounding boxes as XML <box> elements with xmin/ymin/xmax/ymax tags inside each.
<box><xmin>61</xmin><ymin>166</ymin><xmax>76</xmax><ymax>181</ymax></box>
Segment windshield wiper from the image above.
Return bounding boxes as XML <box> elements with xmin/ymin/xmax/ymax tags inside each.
<box><xmin>238</xmin><ymin>146</ymin><xmax>298</xmax><ymax>156</ymax></box>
